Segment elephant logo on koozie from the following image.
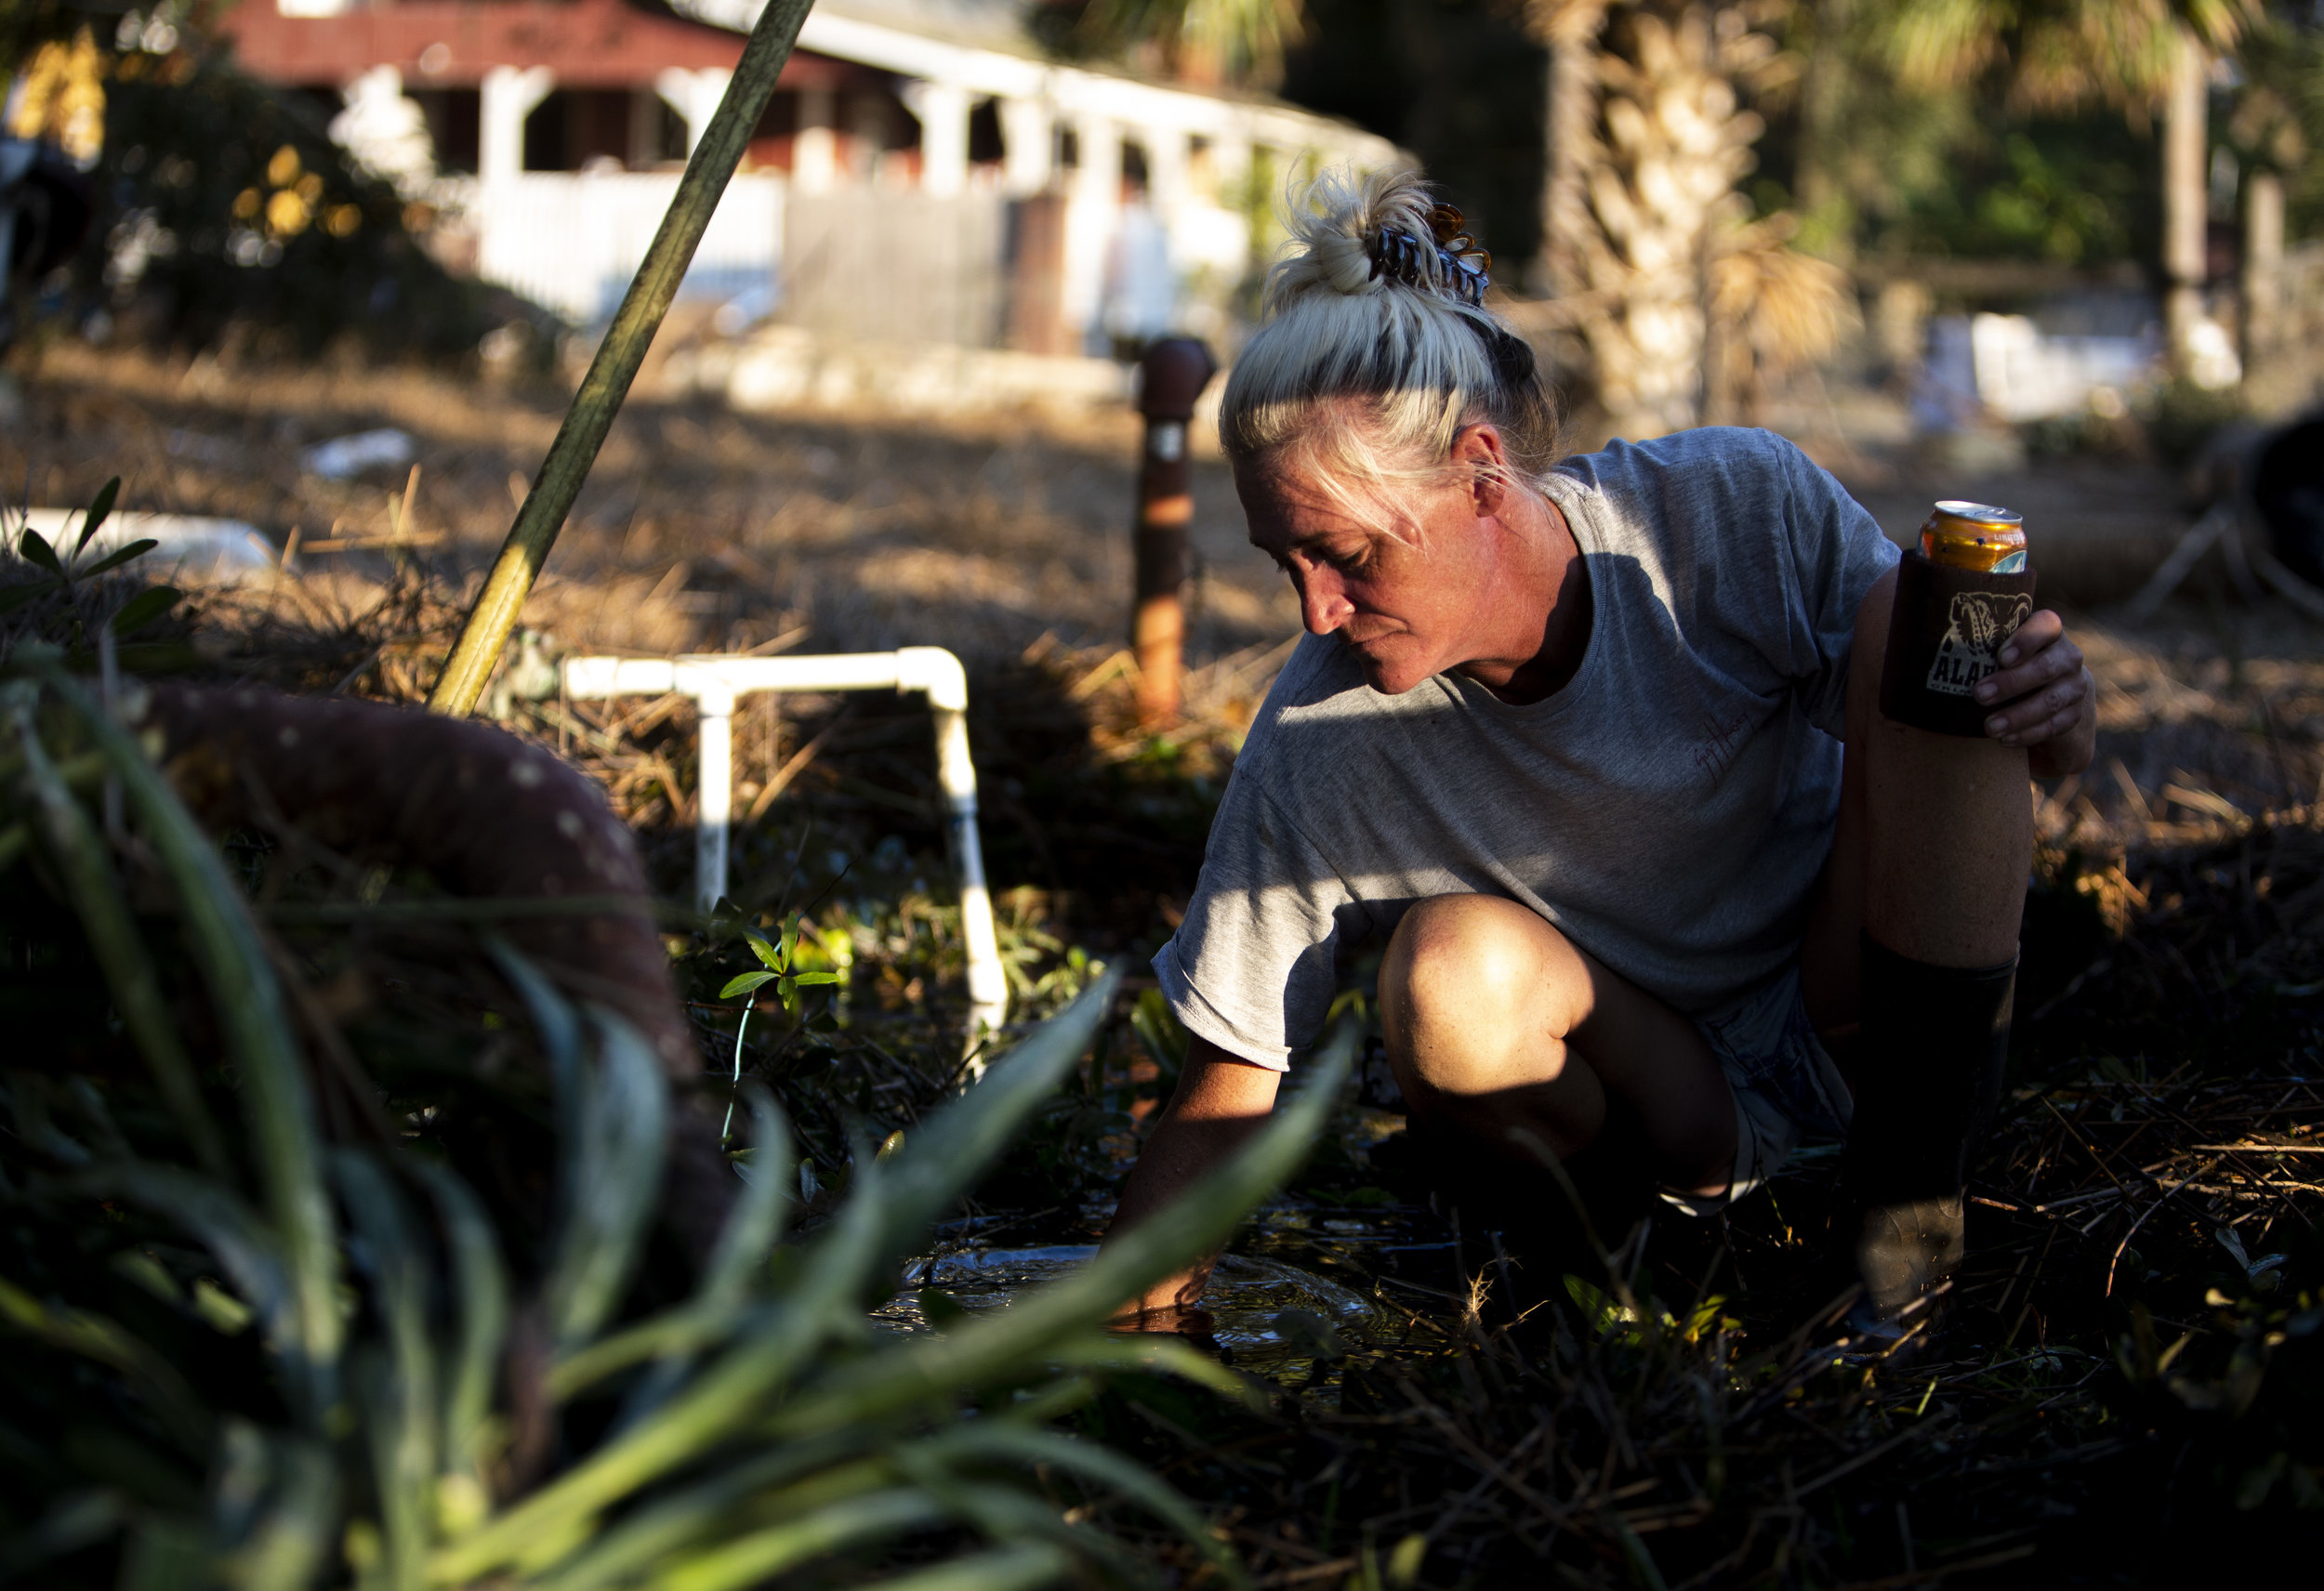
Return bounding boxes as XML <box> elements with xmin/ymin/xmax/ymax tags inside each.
<box><xmin>1925</xmin><ymin>592</ymin><xmax>2033</xmax><ymax>697</ymax></box>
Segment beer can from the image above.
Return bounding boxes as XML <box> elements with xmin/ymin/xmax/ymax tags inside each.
<box><xmin>1881</xmin><ymin>499</ymin><xmax>2038</xmax><ymax>735</ymax></box>
<box><xmin>1919</xmin><ymin>500</ymin><xmax>2027</xmax><ymax>573</ymax></box>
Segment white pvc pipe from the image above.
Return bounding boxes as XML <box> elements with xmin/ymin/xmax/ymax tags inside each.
<box><xmin>563</xmin><ymin>649</ymin><xmax>1010</xmax><ymax>1048</ymax></box>
<box><xmin>693</xmin><ymin>678</ymin><xmax>735</xmax><ymax>916</ymax></box>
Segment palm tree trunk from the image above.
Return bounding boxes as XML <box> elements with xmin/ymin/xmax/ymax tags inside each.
<box><xmin>2161</xmin><ymin>36</ymin><xmax>2208</xmax><ymax>380</ymax></box>
<box><xmin>1535</xmin><ymin>4</ymin><xmax>1604</xmax><ymax>297</ymax></box>
<box><xmin>1516</xmin><ymin>0</ymin><xmax>1842</xmax><ymax>439</ymax></box>
<box><xmin>1571</xmin><ymin>2</ymin><xmax>1764</xmax><ymax>437</ymax></box>
<box><xmin>2240</xmin><ymin>165</ymin><xmax>2283</xmax><ymax>375</ymax></box>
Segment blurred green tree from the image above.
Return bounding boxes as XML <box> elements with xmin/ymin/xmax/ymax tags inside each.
<box><xmin>0</xmin><ymin>0</ymin><xmax>91</xmax><ymax>81</ymax></box>
<box><xmin>1870</xmin><ymin>0</ymin><xmax>2261</xmax><ymax>373</ymax></box>
<box><xmin>1078</xmin><ymin>0</ymin><xmax>1309</xmax><ymax>86</ymax></box>
<box><xmin>2223</xmin><ymin>8</ymin><xmax>2324</xmax><ymax>373</ymax></box>
<box><xmin>72</xmin><ymin>26</ymin><xmax>502</xmax><ymax>360</ymax></box>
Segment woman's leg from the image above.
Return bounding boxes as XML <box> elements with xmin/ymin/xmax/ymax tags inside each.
<box><xmin>1802</xmin><ymin>565</ymin><xmax>2034</xmax><ymax>1325</ymax></box>
<box><xmin>1802</xmin><ymin>565</ymin><xmax>2034</xmax><ymax>1023</ymax></box>
<box><xmin>1379</xmin><ymin>893</ymin><xmax>1736</xmax><ymax>1200</ymax></box>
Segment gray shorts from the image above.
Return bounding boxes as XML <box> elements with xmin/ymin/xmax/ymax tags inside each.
<box><xmin>1660</xmin><ymin>966</ymin><xmax>1855</xmax><ymax>1217</ymax></box>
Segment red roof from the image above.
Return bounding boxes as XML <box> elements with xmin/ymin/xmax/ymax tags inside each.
<box><xmin>218</xmin><ymin>0</ymin><xmax>861</xmax><ymax>90</ymax></box>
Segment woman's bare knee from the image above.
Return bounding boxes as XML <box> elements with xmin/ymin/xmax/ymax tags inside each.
<box><xmin>1380</xmin><ymin>894</ymin><xmax>1588</xmax><ymax>1099</ymax></box>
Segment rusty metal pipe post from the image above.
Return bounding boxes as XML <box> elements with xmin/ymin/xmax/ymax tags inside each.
<box><xmin>1129</xmin><ymin>337</ymin><xmax>1218</xmax><ymax>726</ymax></box>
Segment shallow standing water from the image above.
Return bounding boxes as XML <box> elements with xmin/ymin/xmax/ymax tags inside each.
<box><xmin>872</xmin><ymin>1200</ymin><xmax>1452</xmax><ymax>1383</ymax></box>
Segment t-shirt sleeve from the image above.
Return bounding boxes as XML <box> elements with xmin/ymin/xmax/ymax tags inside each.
<box><xmin>1151</xmin><ymin>771</ymin><xmax>1355</xmax><ymax>1072</ymax></box>
<box><xmin>1773</xmin><ymin>436</ymin><xmax>1900</xmax><ymax>739</ymax></box>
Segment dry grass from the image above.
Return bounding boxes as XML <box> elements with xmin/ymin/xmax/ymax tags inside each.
<box><xmin>7</xmin><ymin>341</ymin><xmax>1295</xmax><ymax>670</ymax></box>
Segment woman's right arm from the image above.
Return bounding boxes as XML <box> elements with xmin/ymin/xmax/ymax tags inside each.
<box><xmin>1103</xmin><ymin>1035</ymin><xmax>1284</xmax><ymax>1331</ymax></box>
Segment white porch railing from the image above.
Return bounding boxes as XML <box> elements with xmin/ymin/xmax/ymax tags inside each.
<box><xmin>471</xmin><ymin>171</ymin><xmax>785</xmax><ymax>323</ymax></box>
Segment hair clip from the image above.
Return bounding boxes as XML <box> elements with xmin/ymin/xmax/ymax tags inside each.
<box><xmin>1367</xmin><ymin>201</ymin><xmax>1493</xmax><ymax>307</ymax></box>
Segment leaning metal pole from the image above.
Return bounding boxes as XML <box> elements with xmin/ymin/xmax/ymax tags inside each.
<box><xmin>427</xmin><ymin>0</ymin><xmax>817</xmax><ymax>717</ymax></box>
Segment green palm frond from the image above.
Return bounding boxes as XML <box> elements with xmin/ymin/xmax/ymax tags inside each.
<box><xmin>1880</xmin><ymin>0</ymin><xmax>2260</xmax><ymax>111</ymax></box>
<box><xmin>1081</xmin><ymin>0</ymin><xmax>1307</xmax><ymax>87</ymax></box>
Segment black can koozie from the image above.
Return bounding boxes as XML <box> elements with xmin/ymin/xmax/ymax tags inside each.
<box><xmin>1878</xmin><ymin>551</ymin><xmax>2039</xmax><ymax>737</ymax></box>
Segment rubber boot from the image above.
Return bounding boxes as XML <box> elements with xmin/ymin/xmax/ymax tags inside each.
<box><xmin>1842</xmin><ymin>934</ymin><xmax>2014</xmax><ymax>1335</ymax></box>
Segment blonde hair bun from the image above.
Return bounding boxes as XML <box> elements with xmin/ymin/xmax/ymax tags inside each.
<box><xmin>1267</xmin><ymin>166</ymin><xmax>1460</xmax><ymax>309</ymax></box>
<box><xmin>1221</xmin><ymin>167</ymin><xmax>1560</xmax><ymax>511</ymax></box>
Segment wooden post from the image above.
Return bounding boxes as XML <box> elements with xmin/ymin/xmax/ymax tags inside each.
<box><xmin>1130</xmin><ymin>337</ymin><xmax>1216</xmax><ymax>727</ymax></box>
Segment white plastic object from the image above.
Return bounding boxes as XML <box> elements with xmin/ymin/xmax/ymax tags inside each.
<box><xmin>562</xmin><ymin>649</ymin><xmax>1008</xmax><ymax>1046</ymax></box>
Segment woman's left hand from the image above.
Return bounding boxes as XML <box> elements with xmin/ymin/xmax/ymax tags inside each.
<box><xmin>1975</xmin><ymin>609</ymin><xmax>2095</xmax><ymax>778</ymax></box>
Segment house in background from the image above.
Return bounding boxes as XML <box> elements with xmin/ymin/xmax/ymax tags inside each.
<box><xmin>222</xmin><ymin>0</ymin><xmax>1399</xmax><ymax>364</ymax></box>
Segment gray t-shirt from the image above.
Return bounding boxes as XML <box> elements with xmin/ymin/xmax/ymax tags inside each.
<box><xmin>1153</xmin><ymin>427</ymin><xmax>1901</xmax><ymax>1070</ymax></box>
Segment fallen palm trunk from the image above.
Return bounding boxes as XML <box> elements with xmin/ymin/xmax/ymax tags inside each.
<box><xmin>134</xmin><ymin>681</ymin><xmax>735</xmax><ymax>1256</ymax></box>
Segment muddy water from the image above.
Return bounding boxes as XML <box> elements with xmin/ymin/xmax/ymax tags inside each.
<box><xmin>874</xmin><ymin>1201</ymin><xmax>1454</xmax><ymax>1384</ymax></box>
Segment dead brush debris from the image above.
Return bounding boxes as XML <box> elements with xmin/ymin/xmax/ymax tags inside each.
<box><xmin>21</xmin><ymin>557</ymin><xmax>2313</xmax><ymax>1581</ymax></box>
<box><xmin>1080</xmin><ymin>782</ymin><xmax>2324</xmax><ymax>1585</ymax></box>
<box><xmin>10</xmin><ymin>455</ymin><xmax>2324</xmax><ymax>1580</ymax></box>
<box><xmin>0</xmin><ymin>553</ymin><xmax>1263</xmax><ymax>1228</ymax></box>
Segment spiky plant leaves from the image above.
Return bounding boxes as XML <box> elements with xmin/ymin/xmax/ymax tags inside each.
<box><xmin>601</xmin><ymin>1085</ymin><xmax>792</xmax><ymax>1431</ymax></box>
<box><xmin>920</xmin><ymin>1425</ymin><xmax>1247</xmax><ymax>1589</ymax></box>
<box><xmin>73</xmin><ymin>477</ymin><xmax>121</xmax><ymax>557</ymax></box>
<box><xmin>3</xmin><ymin>683</ymin><xmax>1294</xmax><ymax>1591</ymax></box>
<box><xmin>433</xmin><ymin>977</ymin><xmax>1122</xmax><ymax>1580</ymax></box>
<box><xmin>865</xmin><ymin>974</ymin><xmax>1122</xmax><ymax>1268</ymax></box>
<box><xmin>770</xmin><ymin>1020</ymin><xmax>1355</xmax><ymax>1440</ymax></box>
<box><xmin>332</xmin><ymin>1152</ymin><xmax>442</xmax><ymax>1591</ymax></box>
<box><xmin>69</xmin><ymin>537</ymin><xmax>159</xmax><ymax>581</ymax></box>
<box><xmin>18</xmin><ymin>528</ymin><xmax>64</xmax><ymax>578</ymax></box>
<box><xmin>110</xmin><ymin>585</ymin><xmax>183</xmax><ymax>637</ymax></box>
<box><xmin>485</xmin><ymin>932</ymin><xmax>585</xmax><ymax>1129</ymax></box>
<box><xmin>640</xmin><ymin>1487</ymin><xmax>951</xmax><ymax>1591</ymax></box>
<box><xmin>221</xmin><ymin>1427</ymin><xmax>338</xmax><ymax>1591</ymax></box>
<box><xmin>863</xmin><ymin>1542</ymin><xmax>1077</xmax><ymax>1591</ymax></box>
<box><xmin>37</xmin><ymin>661</ymin><xmax>343</xmax><ymax>1416</ymax></box>
<box><xmin>69</xmin><ymin>1162</ymin><xmax>297</xmax><ymax>1374</ymax></box>
<box><xmin>544</xmin><ymin>1012</ymin><xmax>669</xmax><ymax>1352</ymax></box>
<box><xmin>7</xmin><ymin>686</ymin><xmax>229</xmax><ymax>1176</ymax></box>
<box><xmin>697</xmin><ymin>1085</ymin><xmax>793</xmax><ymax>1318</ymax></box>
<box><xmin>0</xmin><ymin>1275</ymin><xmax>213</xmax><ymax>1457</ymax></box>
<box><xmin>404</xmin><ymin>1162</ymin><xmax>508</xmax><ymax>1506</ymax></box>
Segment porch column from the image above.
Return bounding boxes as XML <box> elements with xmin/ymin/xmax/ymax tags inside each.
<box><xmin>795</xmin><ymin>84</ymin><xmax>837</xmax><ymax>192</ymax></box>
<box><xmin>1061</xmin><ymin>111</ymin><xmax>1121</xmax><ymax>348</ymax></box>
<box><xmin>480</xmin><ymin>64</ymin><xmax>554</xmax><ymax>185</ymax></box>
<box><xmin>911</xmin><ymin>79</ymin><xmax>971</xmax><ymax>197</ymax></box>
<box><xmin>1142</xmin><ymin>125</ymin><xmax>1190</xmax><ymax>221</ymax></box>
<box><xmin>330</xmin><ymin>64</ymin><xmax>435</xmax><ymax>199</ymax></box>
<box><xmin>655</xmin><ymin>67</ymin><xmax>732</xmax><ymax>156</ymax></box>
<box><xmin>999</xmin><ymin>97</ymin><xmax>1051</xmax><ymax>196</ymax></box>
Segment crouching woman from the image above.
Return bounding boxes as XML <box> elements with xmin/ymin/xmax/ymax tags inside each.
<box><xmin>1103</xmin><ymin>168</ymin><xmax>2094</xmax><ymax>1333</ymax></box>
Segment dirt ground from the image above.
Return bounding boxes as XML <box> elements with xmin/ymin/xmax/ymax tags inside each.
<box><xmin>4</xmin><ymin>342</ymin><xmax>1297</xmax><ymax>673</ymax></box>
<box><xmin>7</xmin><ymin>341</ymin><xmax>2318</xmax><ymax>849</ymax></box>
